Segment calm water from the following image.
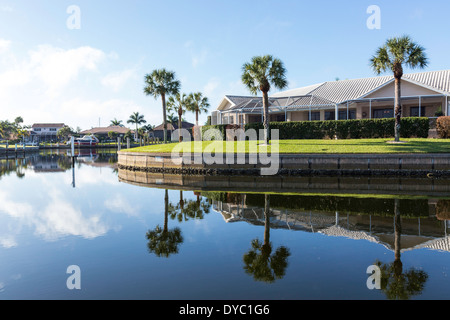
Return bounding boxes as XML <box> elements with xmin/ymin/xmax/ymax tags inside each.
<box><xmin>1</xmin><ymin>149</ymin><xmax>450</xmax><ymax>300</ymax></box>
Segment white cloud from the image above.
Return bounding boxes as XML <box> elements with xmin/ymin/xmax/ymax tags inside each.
<box><xmin>0</xmin><ymin>39</ymin><xmax>11</xmax><ymax>53</ymax></box>
<box><xmin>101</xmin><ymin>68</ymin><xmax>136</xmax><ymax>92</ymax></box>
<box><xmin>185</xmin><ymin>41</ymin><xmax>208</xmax><ymax>68</ymax></box>
<box><xmin>0</xmin><ymin>5</ymin><xmax>13</xmax><ymax>12</ymax></box>
<box><xmin>0</xmin><ymin>40</ymin><xmax>148</xmax><ymax>129</ymax></box>
<box><xmin>27</xmin><ymin>45</ymin><xmax>105</xmax><ymax>97</ymax></box>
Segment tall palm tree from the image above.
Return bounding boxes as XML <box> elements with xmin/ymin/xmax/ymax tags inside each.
<box><xmin>110</xmin><ymin>118</ymin><xmax>123</xmax><ymax>127</ymax></box>
<box><xmin>242</xmin><ymin>55</ymin><xmax>288</xmax><ymax>145</ymax></box>
<box><xmin>144</xmin><ymin>69</ymin><xmax>181</xmax><ymax>144</ymax></box>
<box><xmin>187</xmin><ymin>92</ymin><xmax>210</xmax><ymax>127</ymax></box>
<box><xmin>370</xmin><ymin>36</ymin><xmax>428</xmax><ymax>142</ymax></box>
<box><xmin>127</xmin><ymin>112</ymin><xmax>146</xmax><ymax>141</ymax></box>
<box><xmin>167</xmin><ymin>93</ymin><xmax>193</xmax><ymax>142</ymax></box>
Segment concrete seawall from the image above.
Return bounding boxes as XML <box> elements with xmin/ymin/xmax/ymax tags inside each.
<box><xmin>118</xmin><ymin>151</ymin><xmax>450</xmax><ymax>177</ymax></box>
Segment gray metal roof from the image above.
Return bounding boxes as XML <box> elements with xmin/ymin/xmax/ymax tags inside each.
<box><xmin>404</xmin><ymin>69</ymin><xmax>450</xmax><ymax>94</ymax></box>
<box><xmin>219</xmin><ymin>70</ymin><xmax>450</xmax><ymax>113</ymax></box>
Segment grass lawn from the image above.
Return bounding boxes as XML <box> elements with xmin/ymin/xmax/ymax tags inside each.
<box><xmin>124</xmin><ymin>138</ymin><xmax>450</xmax><ymax>154</ymax></box>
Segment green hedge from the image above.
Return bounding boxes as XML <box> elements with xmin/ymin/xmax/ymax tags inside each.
<box><xmin>201</xmin><ymin>118</ymin><xmax>429</xmax><ymax>140</ymax></box>
<box><xmin>244</xmin><ymin>117</ymin><xmax>429</xmax><ymax>140</ymax></box>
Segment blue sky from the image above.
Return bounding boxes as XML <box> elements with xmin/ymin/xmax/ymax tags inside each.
<box><xmin>0</xmin><ymin>0</ymin><xmax>449</xmax><ymax>130</ymax></box>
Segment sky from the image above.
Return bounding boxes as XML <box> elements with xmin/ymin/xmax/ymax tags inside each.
<box><xmin>0</xmin><ymin>0</ymin><xmax>449</xmax><ymax>130</ymax></box>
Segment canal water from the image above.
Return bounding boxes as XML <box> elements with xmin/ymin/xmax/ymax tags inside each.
<box><xmin>1</xmin><ymin>149</ymin><xmax>450</xmax><ymax>300</ymax></box>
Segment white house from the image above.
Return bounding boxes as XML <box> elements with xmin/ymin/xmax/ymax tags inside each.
<box><xmin>211</xmin><ymin>69</ymin><xmax>450</xmax><ymax>125</ymax></box>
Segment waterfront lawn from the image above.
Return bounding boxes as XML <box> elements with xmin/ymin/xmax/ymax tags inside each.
<box><xmin>125</xmin><ymin>138</ymin><xmax>450</xmax><ymax>154</ymax></box>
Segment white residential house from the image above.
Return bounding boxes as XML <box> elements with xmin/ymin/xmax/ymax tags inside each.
<box><xmin>211</xmin><ymin>69</ymin><xmax>450</xmax><ymax>126</ymax></box>
<box><xmin>31</xmin><ymin>123</ymin><xmax>66</xmax><ymax>142</ymax></box>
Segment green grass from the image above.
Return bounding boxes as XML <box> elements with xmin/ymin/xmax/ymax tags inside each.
<box><xmin>124</xmin><ymin>138</ymin><xmax>450</xmax><ymax>154</ymax></box>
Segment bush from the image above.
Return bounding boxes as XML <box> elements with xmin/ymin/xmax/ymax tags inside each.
<box><xmin>203</xmin><ymin>118</ymin><xmax>429</xmax><ymax>141</ymax></box>
<box><xmin>436</xmin><ymin>116</ymin><xmax>450</xmax><ymax>139</ymax></box>
<box><xmin>244</xmin><ymin>118</ymin><xmax>428</xmax><ymax>140</ymax></box>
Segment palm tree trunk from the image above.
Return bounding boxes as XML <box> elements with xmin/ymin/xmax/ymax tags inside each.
<box><xmin>178</xmin><ymin>106</ymin><xmax>183</xmax><ymax>142</ymax></box>
<box><xmin>394</xmin><ymin>77</ymin><xmax>402</xmax><ymax>142</ymax></box>
<box><xmin>262</xmin><ymin>91</ymin><xmax>270</xmax><ymax>145</ymax></box>
<box><xmin>196</xmin><ymin>109</ymin><xmax>199</xmax><ymax>127</ymax></box>
<box><xmin>162</xmin><ymin>93</ymin><xmax>168</xmax><ymax>144</ymax></box>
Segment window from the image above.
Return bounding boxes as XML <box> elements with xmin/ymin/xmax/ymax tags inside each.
<box><xmin>338</xmin><ymin>110</ymin><xmax>356</xmax><ymax>120</ymax></box>
<box><xmin>410</xmin><ymin>107</ymin><xmax>426</xmax><ymax>117</ymax></box>
<box><xmin>34</xmin><ymin>128</ymin><xmax>41</xmax><ymax>132</ymax></box>
<box><xmin>325</xmin><ymin>111</ymin><xmax>335</xmax><ymax>121</ymax></box>
<box><xmin>309</xmin><ymin>112</ymin><xmax>320</xmax><ymax>121</ymax></box>
<box><xmin>49</xmin><ymin>128</ymin><xmax>57</xmax><ymax>132</ymax></box>
<box><xmin>373</xmin><ymin>109</ymin><xmax>394</xmax><ymax>119</ymax></box>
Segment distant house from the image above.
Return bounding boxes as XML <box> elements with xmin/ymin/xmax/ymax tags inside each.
<box><xmin>80</xmin><ymin>126</ymin><xmax>133</xmax><ymax>140</ymax></box>
<box><xmin>31</xmin><ymin>123</ymin><xmax>65</xmax><ymax>142</ymax></box>
<box><xmin>153</xmin><ymin>121</ymin><xmax>194</xmax><ymax>141</ymax></box>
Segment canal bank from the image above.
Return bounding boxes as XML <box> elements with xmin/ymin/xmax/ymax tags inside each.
<box><xmin>117</xmin><ymin>151</ymin><xmax>450</xmax><ymax>178</ymax></box>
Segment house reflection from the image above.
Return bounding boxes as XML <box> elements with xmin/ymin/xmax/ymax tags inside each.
<box><xmin>205</xmin><ymin>192</ymin><xmax>450</xmax><ymax>254</ymax></box>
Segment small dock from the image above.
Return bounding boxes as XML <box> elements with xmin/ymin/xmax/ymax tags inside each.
<box><xmin>0</xmin><ymin>146</ymin><xmax>40</xmax><ymax>159</ymax></box>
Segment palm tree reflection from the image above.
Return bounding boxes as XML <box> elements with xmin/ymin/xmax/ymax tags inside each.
<box><xmin>375</xmin><ymin>199</ymin><xmax>428</xmax><ymax>300</ymax></box>
<box><xmin>146</xmin><ymin>190</ymin><xmax>211</xmax><ymax>258</ymax></box>
<box><xmin>243</xmin><ymin>194</ymin><xmax>290</xmax><ymax>283</ymax></box>
<box><xmin>146</xmin><ymin>189</ymin><xmax>183</xmax><ymax>258</ymax></box>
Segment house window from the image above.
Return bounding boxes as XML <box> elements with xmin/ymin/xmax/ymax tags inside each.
<box><xmin>410</xmin><ymin>107</ymin><xmax>426</xmax><ymax>117</ymax></box>
<box><xmin>49</xmin><ymin>128</ymin><xmax>57</xmax><ymax>132</ymax></box>
<box><xmin>339</xmin><ymin>110</ymin><xmax>356</xmax><ymax>120</ymax></box>
<box><xmin>309</xmin><ymin>112</ymin><xmax>320</xmax><ymax>121</ymax></box>
<box><xmin>373</xmin><ymin>109</ymin><xmax>394</xmax><ymax>119</ymax></box>
<box><xmin>34</xmin><ymin>128</ymin><xmax>41</xmax><ymax>132</ymax></box>
<box><xmin>325</xmin><ymin>111</ymin><xmax>336</xmax><ymax>121</ymax></box>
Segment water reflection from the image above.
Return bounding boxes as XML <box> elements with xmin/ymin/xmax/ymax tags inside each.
<box><xmin>375</xmin><ymin>199</ymin><xmax>429</xmax><ymax>300</ymax></box>
<box><xmin>1</xmin><ymin>153</ymin><xmax>449</xmax><ymax>299</ymax></box>
<box><xmin>146</xmin><ymin>190</ymin><xmax>184</xmax><ymax>258</ymax></box>
<box><xmin>243</xmin><ymin>195</ymin><xmax>291</xmax><ymax>283</ymax></box>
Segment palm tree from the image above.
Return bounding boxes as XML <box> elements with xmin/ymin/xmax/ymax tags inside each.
<box><xmin>187</xmin><ymin>92</ymin><xmax>210</xmax><ymax>127</ymax></box>
<box><xmin>144</xmin><ymin>69</ymin><xmax>181</xmax><ymax>144</ymax></box>
<box><xmin>127</xmin><ymin>112</ymin><xmax>146</xmax><ymax>141</ymax></box>
<box><xmin>167</xmin><ymin>93</ymin><xmax>193</xmax><ymax>142</ymax></box>
<box><xmin>370</xmin><ymin>36</ymin><xmax>428</xmax><ymax>142</ymax></box>
<box><xmin>242</xmin><ymin>55</ymin><xmax>288</xmax><ymax>145</ymax></box>
<box><xmin>110</xmin><ymin>118</ymin><xmax>123</xmax><ymax>127</ymax></box>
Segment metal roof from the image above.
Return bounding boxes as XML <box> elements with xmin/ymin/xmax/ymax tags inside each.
<box><xmin>218</xmin><ymin>70</ymin><xmax>450</xmax><ymax>113</ymax></box>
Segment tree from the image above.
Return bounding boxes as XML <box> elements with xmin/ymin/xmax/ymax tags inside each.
<box><xmin>110</xmin><ymin>118</ymin><xmax>123</xmax><ymax>127</ymax></box>
<box><xmin>57</xmin><ymin>126</ymin><xmax>74</xmax><ymax>142</ymax></box>
<box><xmin>167</xmin><ymin>93</ymin><xmax>193</xmax><ymax>142</ymax></box>
<box><xmin>127</xmin><ymin>112</ymin><xmax>146</xmax><ymax>141</ymax></box>
<box><xmin>187</xmin><ymin>92</ymin><xmax>210</xmax><ymax>127</ymax></box>
<box><xmin>144</xmin><ymin>69</ymin><xmax>181</xmax><ymax>144</ymax></box>
<box><xmin>370</xmin><ymin>36</ymin><xmax>428</xmax><ymax>142</ymax></box>
<box><xmin>242</xmin><ymin>55</ymin><xmax>288</xmax><ymax>145</ymax></box>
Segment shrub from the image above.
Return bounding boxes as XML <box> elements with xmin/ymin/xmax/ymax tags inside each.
<box><xmin>436</xmin><ymin>116</ymin><xmax>450</xmax><ymax>139</ymax></box>
<box><xmin>206</xmin><ymin>117</ymin><xmax>429</xmax><ymax>141</ymax></box>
